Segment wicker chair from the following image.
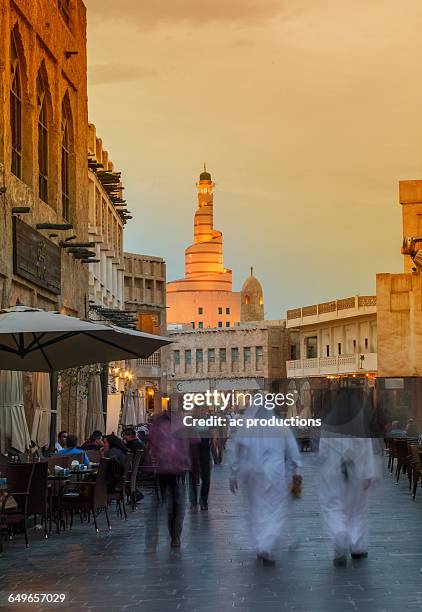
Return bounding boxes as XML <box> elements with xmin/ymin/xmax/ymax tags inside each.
<box><xmin>126</xmin><ymin>450</ymin><xmax>143</xmax><ymax>511</ymax></box>
<box><xmin>59</xmin><ymin>458</ymin><xmax>111</xmax><ymax>533</ymax></box>
<box><xmin>107</xmin><ymin>453</ymin><xmax>132</xmax><ymax>520</ymax></box>
<box><xmin>408</xmin><ymin>445</ymin><xmax>422</xmax><ymax>500</ymax></box>
<box><xmin>0</xmin><ymin>463</ymin><xmax>34</xmax><ymax>549</ymax></box>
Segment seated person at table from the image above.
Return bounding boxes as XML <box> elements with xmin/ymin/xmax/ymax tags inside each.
<box><xmin>55</xmin><ymin>430</ymin><xmax>68</xmax><ymax>452</ymax></box>
<box><xmin>103</xmin><ymin>434</ymin><xmax>127</xmax><ymax>465</ymax></box>
<box><xmin>405</xmin><ymin>418</ymin><xmax>418</xmax><ymax>437</ymax></box>
<box><xmin>56</xmin><ymin>434</ymin><xmax>90</xmax><ymax>466</ymax></box>
<box><xmin>103</xmin><ymin>434</ymin><xmax>127</xmax><ymax>492</ymax></box>
<box><xmin>122</xmin><ymin>427</ymin><xmax>145</xmax><ymax>453</ymax></box>
<box><xmin>80</xmin><ymin>430</ymin><xmax>104</xmax><ymax>451</ymax></box>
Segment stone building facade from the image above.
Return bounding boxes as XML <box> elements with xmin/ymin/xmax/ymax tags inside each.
<box><xmin>124</xmin><ymin>252</ymin><xmax>168</xmax><ymax>414</ymax></box>
<box><xmin>0</xmin><ymin>0</ymin><xmax>89</xmax><ymax>315</ymax></box>
<box><xmin>377</xmin><ymin>180</ymin><xmax>422</xmax><ymax>377</ymax></box>
<box><xmin>286</xmin><ymin>295</ymin><xmax>377</xmax><ymax>379</ymax></box>
<box><xmin>87</xmin><ymin>123</ymin><xmax>125</xmax><ymax>310</ymax></box>
<box><xmin>168</xmin><ymin>321</ymin><xmax>287</xmax><ymax>401</ymax></box>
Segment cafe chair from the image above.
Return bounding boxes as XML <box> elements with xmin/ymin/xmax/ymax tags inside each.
<box><xmin>126</xmin><ymin>450</ymin><xmax>143</xmax><ymax>511</ymax></box>
<box><xmin>59</xmin><ymin>458</ymin><xmax>110</xmax><ymax>534</ymax></box>
<box><xmin>0</xmin><ymin>463</ymin><xmax>33</xmax><ymax>549</ymax></box>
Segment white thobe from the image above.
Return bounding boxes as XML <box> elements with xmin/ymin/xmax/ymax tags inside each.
<box><xmin>228</xmin><ymin>425</ymin><xmax>302</xmax><ymax>556</ymax></box>
<box><xmin>318</xmin><ymin>435</ymin><xmax>381</xmax><ymax>558</ymax></box>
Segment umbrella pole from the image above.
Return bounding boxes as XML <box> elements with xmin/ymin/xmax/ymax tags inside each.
<box><xmin>100</xmin><ymin>364</ymin><xmax>108</xmax><ymax>433</ymax></box>
<box><xmin>49</xmin><ymin>372</ymin><xmax>58</xmax><ymax>453</ymax></box>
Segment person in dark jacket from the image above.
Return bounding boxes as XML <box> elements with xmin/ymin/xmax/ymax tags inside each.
<box><xmin>103</xmin><ymin>434</ymin><xmax>127</xmax><ymax>492</ymax></box>
<box><xmin>122</xmin><ymin>427</ymin><xmax>145</xmax><ymax>453</ymax></box>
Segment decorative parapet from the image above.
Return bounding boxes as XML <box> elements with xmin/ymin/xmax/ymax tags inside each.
<box><xmin>302</xmin><ymin>305</ymin><xmax>317</xmax><ymax>317</ymax></box>
<box><xmin>287</xmin><ymin>308</ymin><xmax>301</xmax><ymax>320</ymax></box>
<box><xmin>337</xmin><ymin>297</ymin><xmax>356</xmax><ymax>310</ymax></box>
<box><xmin>286</xmin><ymin>295</ymin><xmax>376</xmax><ymax>323</ymax></box>
<box><xmin>318</xmin><ymin>300</ymin><xmax>336</xmax><ymax>314</ymax></box>
<box><xmin>358</xmin><ymin>295</ymin><xmax>377</xmax><ymax>307</ymax></box>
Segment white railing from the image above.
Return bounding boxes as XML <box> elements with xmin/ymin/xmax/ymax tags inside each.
<box><xmin>286</xmin><ymin>353</ymin><xmax>377</xmax><ymax>378</ymax></box>
<box><xmin>136</xmin><ymin>353</ymin><xmax>160</xmax><ymax>367</ymax></box>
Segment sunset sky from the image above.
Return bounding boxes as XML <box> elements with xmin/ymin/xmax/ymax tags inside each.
<box><xmin>86</xmin><ymin>0</ymin><xmax>422</xmax><ymax>319</ymax></box>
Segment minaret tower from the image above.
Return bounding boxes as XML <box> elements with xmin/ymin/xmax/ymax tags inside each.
<box><xmin>183</xmin><ymin>165</ymin><xmax>231</xmax><ymax>286</ymax></box>
<box><xmin>166</xmin><ymin>166</ymin><xmax>239</xmax><ymax>328</ymax></box>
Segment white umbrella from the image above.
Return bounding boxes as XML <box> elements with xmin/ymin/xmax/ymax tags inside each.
<box><xmin>300</xmin><ymin>381</ymin><xmax>312</xmax><ymax>420</ymax></box>
<box><xmin>0</xmin><ymin>306</ymin><xmax>172</xmax><ymax>372</ymax></box>
<box><xmin>85</xmin><ymin>372</ymin><xmax>104</xmax><ymax>437</ymax></box>
<box><xmin>134</xmin><ymin>391</ymin><xmax>146</xmax><ymax>424</ymax></box>
<box><xmin>31</xmin><ymin>372</ymin><xmax>51</xmax><ymax>448</ymax></box>
<box><xmin>0</xmin><ymin>370</ymin><xmax>31</xmax><ymax>454</ymax></box>
<box><xmin>121</xmin><ymin>390</ymin><xmax>137</xmax><ymax>427</ymax></box>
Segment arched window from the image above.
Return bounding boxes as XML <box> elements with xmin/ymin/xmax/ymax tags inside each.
<box><xmin>61</xmin><ymin>96</ymin><xmax>72</xmax><ymax>220</ymax></box>
<box><xmin>37</xmin><ymin>69</ymin><xmax>49</xmax><ymax>203</ymax></box>
<box><xmin>10</xmin><ymin>30</ymin><xmax>22</xmax><ymax>178</ymax></box>
<box><xmin>244</xmin><ymin>295</ymin><xmax>250</xmax><ymax>305</ymax></box>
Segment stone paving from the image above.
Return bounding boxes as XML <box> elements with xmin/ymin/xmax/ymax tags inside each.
<box><xmin>0</xmin><ymin>454</ymin><xmax>422</xmax><ymax>611</ymax></box>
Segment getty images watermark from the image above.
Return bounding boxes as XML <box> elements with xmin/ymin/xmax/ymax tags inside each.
<box><xmin>181</xmin><ymin>390</ymin><xmax>322</xmax><ymax>429</ymax></box>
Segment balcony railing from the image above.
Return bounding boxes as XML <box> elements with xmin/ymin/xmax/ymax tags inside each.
<box><xmin>286</xmin><ymin>353</ymin><xmax>377</xmax><ymax>378</ymax></box>
<box><xmin>286</xmin><ymin>296</ymin><xmax>376</xmax><ymax>325</ymax></box>
<box><xmin>136</xmin><ymin>353</ymin><xmax>160</xmax><ymax>367</ymax></box>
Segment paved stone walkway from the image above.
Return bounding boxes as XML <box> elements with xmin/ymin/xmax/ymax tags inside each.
<box><xmin>1</xmin><ymin>454</ymin><xmax>422</xmax><ymax>611</ymax></box>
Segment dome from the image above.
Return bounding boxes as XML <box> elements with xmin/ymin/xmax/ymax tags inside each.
<box><xmin>241</xmin><ymin>268</ymin><xmax>263</xmax><ymax>295</ymax></box>
<box><xmin>200</xmin><ymin>170</ymin><xmax>212</xmax><ymax>181</ymax></box>
<box><xmin>199</xmin><ymin>163</ymin><xmax>212</xmax><ymax>182</ymax></box>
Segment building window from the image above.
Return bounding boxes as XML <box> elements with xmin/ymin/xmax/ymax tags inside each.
<box><xmin>338</xmin><ymin>342</ymin><xmax>342</xmax><ymax>355</ymax></box>
<box><xmin>10</xmin><ymin>30</ymin><xmax>22</xmax><ymax>178</ymax></box>
<box><xmin>244</xmin><ymin>347</ymin><xmax>251</xmax><ymax>363</ymax></box>
<box><xmin>353</xmin><ymin>339</ymin><xmax>357</xmax><ymax>351</ymax></box>
<box><xmin>208</xmin><ymin>348</ymin><xmax>215</xmax><ymax>363</ymax></box>
<box><xmin>191</xmin><ymin>322</ymin><xmax>195</xmax><ymax>329</ymax></box>
<box><xmin>198</xmin><ymin>307</ymin><xmax>203</xmax><ymax>315</ymax></box>
<box><xmin>173</xmin><ymin>350</ymin><xmax>180</xmax><ymax>366</ymax></box>
<box><xmin>365</xmin><ymin>338</ymin><xmax>369</xmax><ymax>349</ymax></box>
<box><xmin>61</xmin><ymin>97</ymin><xmax>71</xmax><ymax>220</ymax></box>
<box><xmin>231</xmin><ymin>348</ymin><xmax>239</xmax><ymax>363</ymax></box>
<box><xmin>305</xmin><ymin>336</ymin><xmax>317</xmax><ymax>359</ymax></box>
<box><xmin>219</xmin><ymin>348</ymin><xmax>226</xmax><ymax>363</ymax></box>
<box><xmin>196</xmin><ymin>349</ymin><xmax>203</xmax><ymax>363</ymax></box>
<box><xmin>290</xmin><ymin>345</ymin><xmax>297</xmax><ymax>360</ymax></box>
<box><xmin>225</xmin><ymin>322</ymin><xmax>230</xmax><ymax>328</ymax></box>
<box><xmin>226</xmin><ymin>307</ymin><xmax>230</xmax><ymax>315</ymax></box>
<box><xmin>326</xmin><ymin>345</ymin><xmax>330</xmax><ymax>357</ymax></box>
<box><xmin>244</xmin><ymin>295</ymin><xmax>250</xmax><ymax>305</ymax></box>
<box><xmin>37</xmin><ymin>69</ymin><xmax>48</xmax><ymax>203</ymax></box>
<box><xmin>198</xmin><ymin>322</ymin><xmax>203</xmax><ymax>329</ymax></box>
<box><xmin>218</xmin><ymin>307</ymin><xmax>223</xmax><ymax>315</ymax></box>
<box><xmin>218</xmin><ymin>321</ymin><xmax>222</xmax><ymax>328</ymax></box>
<box><xmin>185</xmin><ymin>350</ymin><xmax>192</xmax><ymax>365</ymax></box>
<box><xmin>256</xmin><ymin>346</ymin><xmax>264</xmax><ymax>370</ymax></box>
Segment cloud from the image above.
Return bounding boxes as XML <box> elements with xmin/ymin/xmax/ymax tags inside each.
<box><xmin>85</xmin><ymin>0</ymin><xmax>284</xmax><ymax>28</ymax></box>
<box><xmin>88</xmin><ymin>64</ymin><xmax>157</xmax><ymax>86</ymax></box>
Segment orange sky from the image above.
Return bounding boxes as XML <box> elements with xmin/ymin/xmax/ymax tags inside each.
<box><xmin>85</xmin><ymin>0</ymin><xmax>422</xmax><ymax>318</ymax></box>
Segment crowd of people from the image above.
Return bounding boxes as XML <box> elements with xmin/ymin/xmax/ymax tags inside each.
<box><xmin>50</xmin><ymin>390</ymin><xmax>419</xmax><ymax>567</ymax></box>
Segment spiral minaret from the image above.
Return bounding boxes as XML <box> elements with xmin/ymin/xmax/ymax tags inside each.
<box><xmin>167</xmin><ymin>167</ymin><xmax>239</xmax><ymax>328</ymax></box>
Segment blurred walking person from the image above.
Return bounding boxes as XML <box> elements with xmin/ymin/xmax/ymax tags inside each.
<box><xmin>318</xmin><ymin>385</ymin><xmax>382</xmax><ymax>566</ymax></box>
<box><xmin>228</xmin><ymin>405</ymin><xmax>302</xmax><ymax>566</ymax></box>
<box><xmin>149</xmin><ymin>409</ymin><xmax>198</xmax><ymax>548</ymax></box>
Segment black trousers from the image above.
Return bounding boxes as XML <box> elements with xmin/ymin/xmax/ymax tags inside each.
<box><xmin>190</xmin><ymin>438</ymin><xmax>211</xmax><ymax>506</ymax></box>
<box><xmin>158</xmin><ymin>473</ymin><xmax>186</xmax><ymax>539</ymax></box>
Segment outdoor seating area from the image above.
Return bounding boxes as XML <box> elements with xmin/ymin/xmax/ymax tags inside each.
<box><xmin>0</xmin><ymin>447</ymin><xmax>146</xmax><ymax>552</ymax></box>
<box><xmin>385</xmin><ymin>437</ymin><xmax>422</xmax><ymax>500</ymax></box>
